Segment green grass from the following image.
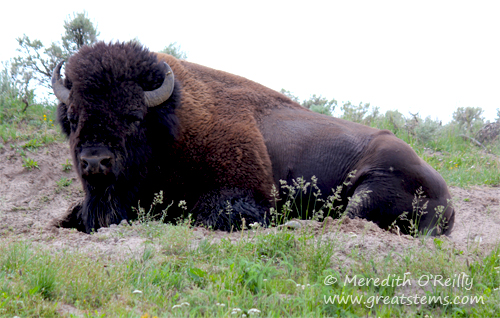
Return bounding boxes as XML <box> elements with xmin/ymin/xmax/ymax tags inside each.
<box><xmin>55</xmin><ymin>177</ymin><xmax>73</xmax><ymax>193</ymax></box>
<box><xmin>0</xmin><ymin>93</ymin><xmax>60</xmax><ymax>145</ymax></box>
<box><xmin>0</xmin><ymin>224</ymin><xmax>498</xmax><ymax>317</ymax></box>
<box><xmin>422</xmin><ymin>150</ymin><xmax>500</xmax><ymax>187</ymax></box>
<box><xmin>369</xmin><ymin>115</ymin><xmax>500</xmax><ymax>187</ymax></box>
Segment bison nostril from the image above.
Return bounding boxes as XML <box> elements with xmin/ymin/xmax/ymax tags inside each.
<box><xmin>99</xmin><ymin>157</ymin><xmax>113</xmax><ymax>173</ymax></box>
<box><xmin>100</xmin><ymin>157</ymin><xmax>111</xmax><ymax>168</ymax></box>
<box><xmin>81</xmin><ymin>158</ymin><xmax>90</xmax><ymax>170</ymax></box>
<box><xmin>80</xmin><ymin>155</ymin><xmax>113</xmax><ymax>174</ymax></box>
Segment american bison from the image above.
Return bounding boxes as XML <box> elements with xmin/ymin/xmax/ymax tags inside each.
<box><xmin>52</xmin><ymin>42</ymin><xmax>454</xmax><ymax>235</ymax></box>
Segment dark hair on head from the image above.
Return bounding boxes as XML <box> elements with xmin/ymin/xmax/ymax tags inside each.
<box><xmin>65</xmin><ymin>41</ymin><xmax>167</xmax><ymax>92</ymax></box>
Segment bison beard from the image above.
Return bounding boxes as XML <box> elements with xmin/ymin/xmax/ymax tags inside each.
<box><xmin>52</xmin><ymin>42</ymin><xmax>455</xmax><ymax>236</ymax></box>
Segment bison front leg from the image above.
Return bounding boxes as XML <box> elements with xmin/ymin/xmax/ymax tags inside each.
<box><xmin>344</xmin><ymin>185</ymin><xmax>375</xmax><ymax>220</ymax></box>
<box><xmin>52</xmin><ymin>200</ymin><xmax>87</xmax><ymax>232</ymax></box>
<box><xmin>193</xmin><ymin>188</ymin><xmax>270</xmax><ymax>231</ymax></box>
<box><xmin>345</xmin><ymin>181</ymin><xmax>454</xmax><ymax>236</ymax></box>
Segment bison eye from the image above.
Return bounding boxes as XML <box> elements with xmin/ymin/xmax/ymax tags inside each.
<box><xmin>67</xmin><ymin>111</ymin><xmax>79</xmax><ymax>131</ymax></box>
<box><xmin>125</xmin><ymin>111</ymin><xmax>144</xmax><ymax>124</ymax></box>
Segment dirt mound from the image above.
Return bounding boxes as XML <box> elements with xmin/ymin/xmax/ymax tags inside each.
<box><xmin>1</xmin><ymin>142</ymin><xmax>499</xmax><ymax>259</ymax></box>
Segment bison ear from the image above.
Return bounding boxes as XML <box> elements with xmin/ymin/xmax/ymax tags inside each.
<box><xmin>144</xmin><ymin>62</ymin><xmax>175</xmax><ymax>107</ymax></box>
<box><xmin>57</xmin><ymin>102</ymin><xmax>71</xmax><ymax>136</ymax></box>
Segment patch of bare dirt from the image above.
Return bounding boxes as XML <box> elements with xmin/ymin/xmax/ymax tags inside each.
<box><xmin>447</xmin><ymin>186</ymin><xmax>500</xmax><ymax>249</ymax></box>
<box><xmin>0</xmin><ymin>142</ymin><xmax>81</xmax><ymax>233</ymax></box>
<box><xmin>1</xmin><ymin>142</ymin><xmax>499</xmax><ymax>261</ymax></box>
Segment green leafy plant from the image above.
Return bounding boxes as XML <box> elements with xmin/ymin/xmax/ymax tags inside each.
<box><xmin>61</xmin><ymin>159</ymin><xmax>73</xmax><ymax>172</ymax></box>
<box><xmin>55</xmin><ymin>177</ymin><xmax>73</xmax><ymax>193</ymax></box>
<box><xmin>22</xmin><ymin>138</ymin><xmax>43</xmax><ymax>150</ymax></box>
<box><xmin>22</xmin><ymin>156</ymin><xmax>39</xmax><ymax>170</ymax></box>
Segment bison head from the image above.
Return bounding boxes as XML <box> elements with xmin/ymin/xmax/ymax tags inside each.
<box><xmin>52</xmin><ymin>42</ymin><xmax>179</xmax><ymax>232</ymax></box>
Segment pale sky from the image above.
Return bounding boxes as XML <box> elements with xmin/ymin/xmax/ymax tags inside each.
<box><xmin>1</xmin><ymin>0</ymin><xmax>499</xmax><ymax>123</ymax></box>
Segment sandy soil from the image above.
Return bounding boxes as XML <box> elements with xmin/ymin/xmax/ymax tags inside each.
<box><xmin>1</xmin><ymin>142</ymin><xmax>499</xmax><ymax>260</ymax></box>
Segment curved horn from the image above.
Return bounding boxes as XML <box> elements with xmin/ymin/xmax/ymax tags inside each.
<box><xmin>51</xmin><ymin>61</ymin><xmax>70</xmax><ymax>105</ymax></box>
<box><xmin>144</xmin><ymin>62</ymin><xmax>175</xmax><ymax>107</ymax></box>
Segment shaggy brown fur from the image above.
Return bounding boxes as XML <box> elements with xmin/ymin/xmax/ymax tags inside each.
<box><xmin>54</xmin><ymin>42</ymin><xmax>455</xmax><ymax>235</ymax></box>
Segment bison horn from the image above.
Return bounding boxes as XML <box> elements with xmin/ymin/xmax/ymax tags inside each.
<box><xmin>144</xmin><ymin>62</ymin><xmax>175</xmax><ymax>107</ymax></box>
<box><xmin>52</xmin><ymin>61</ymin><xmax>70</xmax><ymax>105</ymax></box>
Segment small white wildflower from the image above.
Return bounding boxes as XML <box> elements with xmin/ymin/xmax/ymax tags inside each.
<box><xmin>216</xmin><ymin>302</ymin><xmax>226</xmax><ymax>307</ymax></box>
<box><xmin>181</xmin><ymin>302</ymin><xmax>190</xmax><ymax>307</ymax></box>
<box><xmin>178</xmin><ymin>200</ymin><xmax>187</xmax><ymax>211</ymax></box>
<box><xmin>132</xmin><ymin>289</ymin><xmax>143</xmax><ymax>294</ymax></box>
<box><xmin>249</xmin><ymin>222</ymin><xmax>261</xmax><ymax>229</ymax></box>
<box><xmin>242</xmin><ymin>314</ymin><xmax>247</xmax><ymax>318</ymax></box>
<box><xmin>296</xmin><ymin>284</ymin><xmax>301</xmax><ymax>288</ymax></box>
<box><xmin>263</xmin><ymin>279</ymin><xmax>268</xmax><ymax>282</ymax></box>
<box><xmin>306</xmin><ymin>284</ymin><xmax>311</xmax><ymax>287</ymax></box>
<box><xmin>232</xmin><ymin>308</ymin><xmax>242</xmax><ymax>313</ymax></box>
<box><xmin>248</xmin><ymin>308</ymin><xmax>261</xmax><ymax>315</ymax></box>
